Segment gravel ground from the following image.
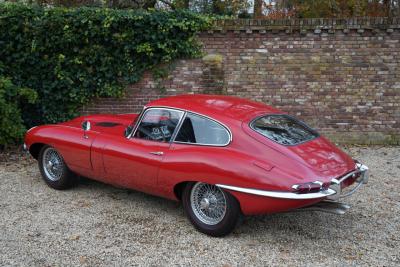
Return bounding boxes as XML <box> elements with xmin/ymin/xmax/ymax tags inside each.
<box><xmin>0</xmin><ymin>146</ymin><xmax>399</xmax><ymax>266</ymax></box>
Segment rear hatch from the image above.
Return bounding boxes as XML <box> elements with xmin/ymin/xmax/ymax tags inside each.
<box><xmin>242</xmin><ymin>114</ymin><xmax>355</xmax><ymax>178</ymax></box>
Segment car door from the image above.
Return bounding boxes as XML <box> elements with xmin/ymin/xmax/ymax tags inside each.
<box><xmin>102</xmin><ymin>108</ymin><xmax>185</xmax><ymax>193</ymax></box>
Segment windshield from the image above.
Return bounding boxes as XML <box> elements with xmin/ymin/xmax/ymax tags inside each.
<box><xmin>250</xmin><ymin>115</ymin><xmax>318</xmax><ymax>145</ymax></box>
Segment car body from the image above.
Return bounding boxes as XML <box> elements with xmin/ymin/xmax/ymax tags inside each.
<box><xmin>25</xmin><ymin>94</ymin><xmax>368</xmax><ymax>236</ymax></box>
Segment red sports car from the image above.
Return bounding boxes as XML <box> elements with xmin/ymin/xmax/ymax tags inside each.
<box><xmin>24</xmin><ymin>95</ymin><xmax>368</xmax><ymax>236</ymax></box>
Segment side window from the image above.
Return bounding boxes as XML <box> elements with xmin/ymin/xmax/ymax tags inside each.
<box><xmin>175</xmin><ymin>113</ymin><xmax>230</xmax><ymax>146</ymax></box>
<box><xmin>134</xmin><ymin>108</ymin><xmax>183</xmax><ymax>142</ymax></box>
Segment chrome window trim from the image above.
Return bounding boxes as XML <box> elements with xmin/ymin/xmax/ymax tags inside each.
<box><xmin>249</xmin><ymin>114</ymin><xmax>319</xmax><ymax>147</ymax></box>
<box><xmin>128</xmin><ymin>107</ymin><xmax>185</xmax><ymax>143</ymax></box>
<box><xmin>126</xmin><ymin>105</ymin><xmax>233</xmax><ymax>146</ymax></box>
<box><xmin>169</xmin><ymin>111</ymin><xmax>188</xmax><ymax>143</ymax></box>
<box><xmin>173</xmin><ymin>140</ymin><xmax>230</xmax><ymax>147</ymax></box>
<box><xmin>172</xmin><ymin>111</ymin><xmax>232</xmax><ymax>147</ymax></box>
<box><xmin>126</xmin><ymin>106</ymin><xmax>147</xmax><ymax>139</ymax></box>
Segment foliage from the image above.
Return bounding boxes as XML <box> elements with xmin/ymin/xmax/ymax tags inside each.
<box><xmin>5</xmin><ymin>1</ymin><xmax>400</xmax><ymax>17</ymax></box>
<box><xmin>188</xmin><ymin>0</ymin><xmax>250</xmax><ymax>16</ymax></box>
<box><xmin>9</xmin><ymin>0</ymin><xmax>251</xmax><ymax>15</ymax></box>
<box><xmin>0</xmin><ymin>77</ymin><xmax>37</xmax><ymax>146</ymax></box>
<box><xmin>0</xmin><ymin>3</ymin><xmax>211</xmax><ymax>127</ymax></box>
<box><xmin>264</xmin><ymin>0</ymin><xmax>400</xmax><ymax>18</ymax></box>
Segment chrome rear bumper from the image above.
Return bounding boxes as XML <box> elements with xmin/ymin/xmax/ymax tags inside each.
<box><xmin>217</xmin><ymin>163</ymin><xmax>369</xmax><ymax>200</ymax></box>
<box><xmin>326</xmin><ymin>163</ymin><xmax>368</xmax><ymax>200</ymax></box>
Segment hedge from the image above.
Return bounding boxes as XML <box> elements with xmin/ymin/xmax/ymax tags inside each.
<box><xmin>0</xmin><ymin>77</ymin><xmax>37</xmax><ymax>147</ymax></box>
<box><xmin>0</xmin><ymin>3</ymin><xmax>211</xmax><ymax>130</ymax></box>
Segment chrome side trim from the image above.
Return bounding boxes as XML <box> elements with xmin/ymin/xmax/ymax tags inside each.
<box><xmin>218</xmin><ymin>163</ymin><xmax>369</xmax><ymax>201</ymax></box>
<box><xmin>216</xmin><ymin>184</ymin><xmax>336</xmax><ymax>200</ymax></box>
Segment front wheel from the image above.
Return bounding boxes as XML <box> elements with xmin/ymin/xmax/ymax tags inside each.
<box><xmin>182</xmin><ymin>182</ymin><xmax>241</xmax><ymax>237</ymax></box>
<box><xmin>38</xmin><ymin>145</ymin><xmax>77</xmax><ymax>190</ymax></box>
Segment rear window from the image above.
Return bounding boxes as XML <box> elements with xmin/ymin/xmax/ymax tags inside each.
<box><xmin>250</xmin><ymin>115</ymin><xmax>318</xmax><ymax>145</ymax></box>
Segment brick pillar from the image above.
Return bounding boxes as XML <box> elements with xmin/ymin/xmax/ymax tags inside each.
<box><xmin>201</xmin><ymin>54</ymin><xmax>226</xmax><ymax>94</ymax></box>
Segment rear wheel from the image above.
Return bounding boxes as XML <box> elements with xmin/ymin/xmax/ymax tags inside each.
<box><xmin>182</xmin><ymin>182</ymin><xmax>241</xmax><ymax>237</ymax></box>
<box><xmin>38</xmin><ymin>145</ymin><xmax>76</xmax><ymax>190</ymax></box>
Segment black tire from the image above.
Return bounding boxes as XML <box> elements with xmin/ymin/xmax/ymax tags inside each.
<box><xmin>182</xmin><ymin>182</ymin><xmax>241</xmax><ymax>237</ymax></box>
<box><xmin>38</xmin><ymin>145</ymin><xmax>77</xmax><ymax>190</ymax></box>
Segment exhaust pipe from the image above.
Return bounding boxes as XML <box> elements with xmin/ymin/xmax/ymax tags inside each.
<box><xmin>294</xmin><ymin>200</ymin><xmax>351</xmax><ymax>215</ymax></box>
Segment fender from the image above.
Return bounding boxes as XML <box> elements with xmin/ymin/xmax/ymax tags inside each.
<box><xmin>25</xmin><ymin>125</ymin><xmax>99</xmax><ymax>178</ymax></box>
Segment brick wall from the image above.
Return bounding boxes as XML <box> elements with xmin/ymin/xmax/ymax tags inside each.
<box><xmin>82</xmin><ymin>18</ymin><xmax>400</xmax><ymax>144</ymax></box>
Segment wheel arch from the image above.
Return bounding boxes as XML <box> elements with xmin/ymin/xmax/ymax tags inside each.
<box><xmin>173</xmin><ymin>181</ymin><xmax>243</xmax><ymax>213</ymax></box>
<box><xmin>29</xmin><ymin>143</ymin><xmax>46</xmax><ymax>159</ymax></box>
<box><xmin>173</xmin><ymin>181</ymin><xmax>192</xmax><ymax>201</ymax></box>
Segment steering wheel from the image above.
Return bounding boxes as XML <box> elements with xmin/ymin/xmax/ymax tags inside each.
<box><xmin>159</xmin><ymin>127</ymin><xmax>167</xmax><ymax>142</ymax></box>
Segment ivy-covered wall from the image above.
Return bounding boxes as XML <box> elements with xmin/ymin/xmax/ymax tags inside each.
<box><xmin>0</xmin><ymin>3</ymin><xmax>209</xmax><ymax>138</ymax></box>
<box><xmin>83</xmin><ymin>18</ymin><xmax>400</xmax><ymax>145</ymax></box>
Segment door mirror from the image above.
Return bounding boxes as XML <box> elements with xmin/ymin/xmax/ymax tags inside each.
<box><xmin>82</xmin><ymin>120</ymin><xmax>91</xmax><ymax>131</ymax></box>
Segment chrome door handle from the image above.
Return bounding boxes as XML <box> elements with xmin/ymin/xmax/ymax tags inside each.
<box><xmin>149</xmin><ymin>151</ymin><xmax>164</xmax><ymax>156</ymax></box>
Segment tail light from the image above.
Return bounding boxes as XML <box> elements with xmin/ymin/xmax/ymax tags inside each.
<box><xmin>292</xmin><ymin>181</ymin><xmax>329</xmax><ymax>194</ymax></box>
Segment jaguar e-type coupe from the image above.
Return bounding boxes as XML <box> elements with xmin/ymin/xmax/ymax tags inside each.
<box><xmin>24</xmin><ymin>95</ymin><xmax>368</xmax><ymax>236</ymax></box>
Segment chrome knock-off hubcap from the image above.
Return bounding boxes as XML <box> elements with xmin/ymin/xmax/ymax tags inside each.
<box><xmin>42</xmin><ymin>147</ymin><xmax>64</xmax><ymax>181</ymax></box>
<box><xmin>190</xmin><ymin>183</ymin><xmax>227</xmax><ymax>225</ymax></box>
<box><xmin>200</xmin><ymin>198</ymin><xmax>210</xmax><ymax>210</ymax></box>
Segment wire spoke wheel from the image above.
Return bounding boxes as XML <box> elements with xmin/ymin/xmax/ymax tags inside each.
<box><xmin>42</xmin><ymin>147</ymin><xmax>64</xmax><ymax>181</ymax></box>
<box><xmin>190</xmin><ymin>182</ymin><xmax>227</xmax><ymax>225</ymax></box>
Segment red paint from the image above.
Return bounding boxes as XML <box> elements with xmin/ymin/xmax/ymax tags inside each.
<box><xmin>25</xmin><ymin>95</ymin><xmax>357</xmax><ymax>215</ymax></box>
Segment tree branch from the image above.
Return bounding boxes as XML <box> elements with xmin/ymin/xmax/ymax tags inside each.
<box><xmin>158</xmin><ymin>0</ymin><xmax>176</xmax><ymax>10</ymax></box>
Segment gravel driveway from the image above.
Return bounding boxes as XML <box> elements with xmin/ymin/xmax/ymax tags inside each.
<box><xmin>0</xmin><ymin>146</ymin><xmax>399</xmax><ymax>266</ymax></box>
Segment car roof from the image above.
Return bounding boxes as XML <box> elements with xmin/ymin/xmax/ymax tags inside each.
<box><xmin>146</xmin><ymin>94</ymin><xmax>282</xmax><ymax>122</ymax></box>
